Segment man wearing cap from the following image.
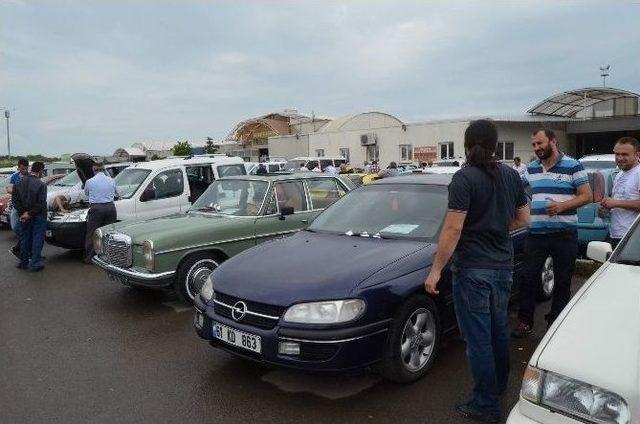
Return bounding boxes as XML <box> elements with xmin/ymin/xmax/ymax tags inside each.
<box><xmin>83</xmin><ymin>163</ymin><xmax>117</xmax><ymax>263</ymax></box>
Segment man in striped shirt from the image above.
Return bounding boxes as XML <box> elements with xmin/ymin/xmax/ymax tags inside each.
<box><xmin>512</xmin><ymin>128</ymin><xmax>592</xmax><ymax>337</ymax></box>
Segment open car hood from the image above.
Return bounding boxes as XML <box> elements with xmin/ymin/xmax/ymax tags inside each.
<box><xmin>71</xmin><ymin>153</ymin><xmax>95</xmax><ymax>185</ymax></box>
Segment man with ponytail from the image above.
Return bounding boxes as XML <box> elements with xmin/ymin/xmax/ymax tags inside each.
<box><xmin>424</xmin><ymin>119</ymin><xmax>530</xmax><ymax>422</ymax></box>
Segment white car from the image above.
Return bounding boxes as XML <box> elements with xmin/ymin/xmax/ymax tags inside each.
<box><xmin>46</xmin><ymin>155</ymin><xmax>246</xmax><ymax>250</ymax></box>
<box><xmin>507</xmin><ymin>219</ymin><xmax>639</xmax><ymax>423</ymax></box>
<box><xmin>579</xmin><ymin>154</ymin><xmax>617</xmax><ymax>171</ymax></box>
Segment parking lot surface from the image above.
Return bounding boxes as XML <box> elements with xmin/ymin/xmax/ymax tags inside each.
<box><xmin>0</xmin><ymin>230</ymin><xmax>584</xmax><ymax>423</ymax></box>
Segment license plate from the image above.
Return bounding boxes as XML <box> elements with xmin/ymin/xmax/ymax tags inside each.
<box><xmin>213</xmin><ymin>322</ymin><xmax>261</xmax><ymax>353</ymax></box>
<box><xmin>45</xmin><ymin>230</ymin><xmax>52</xmax><ymax>238</ymax></box>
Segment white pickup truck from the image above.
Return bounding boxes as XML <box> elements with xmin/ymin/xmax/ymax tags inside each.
<box><xmin>46</xmin><ymin>155</ymin><xmax>247</xmax><ymax>250</ymax></box>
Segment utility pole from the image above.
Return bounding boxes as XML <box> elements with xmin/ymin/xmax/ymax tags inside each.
<box><xmin>4</xmin><ymin>110</ymin><xmax>10</xmax><ymax>160</ymax></box>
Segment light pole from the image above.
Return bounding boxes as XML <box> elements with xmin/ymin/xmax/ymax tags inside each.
<box><xmin>4</xmin><ymin>109</ymin><xmax>10</xmax><ymax>160</ymax></box>
<box><xmin>600</xmin><ymin>65</ymin><xmax>610</xmax><ymax>87</ymax></box>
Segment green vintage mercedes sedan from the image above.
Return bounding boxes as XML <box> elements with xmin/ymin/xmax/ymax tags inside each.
<box><xmin>92</xmin><ymin>173</ymin><xmax>355</xmax><ymax>303</ymax></box>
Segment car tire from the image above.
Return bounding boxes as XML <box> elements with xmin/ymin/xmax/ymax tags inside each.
<box><xmin>379</xmin><ymin>295</ymin><xmax>440</xmax><ymax>383</ymax></box>
<box><xmin>175</xmin><ymin>252</ymin><xmax>224</xmax><ymax>304</ymax></box>
<box><xmin>537</xmin><ymin>256</ymin><xmax>554</xmax><ymax>301</ymax></box>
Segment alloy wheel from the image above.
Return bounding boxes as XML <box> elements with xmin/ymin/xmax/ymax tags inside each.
<box><xmin>400</xmin><ymin>308</ymin><xmax>436</xmax><ymax>372</ymax></box>
<box><xmin>541</xmin><ymin>257</ymin><xmax>554</xmax><ymax>298</ymax></box>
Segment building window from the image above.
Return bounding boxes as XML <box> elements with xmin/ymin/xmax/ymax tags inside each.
<box><xmin>315</xmin><ymin>149</ymin><xmax>325</xmax><ymax>157</ymax></box>
<box><xmin>496</xmin><ymin>141</ymin><xmax>515</xmax><ymax>161</ymax></box>
<box><xmin>438</xmin><ymin>142</ymin><xmax>454</xmax><ymax>159</ymax></box>
<box><xmin>339</xmin><ymin>148</ymin><xmax>350</xmax><ymax>163</ymax></box>
<box><xmin>366</xmin><ymin>145</ymin><xmax>379</xmax><ymax>163</ymax></box>
<box><xmin>399</xmin><ymin>144</ymin><xmax>413</xmax><ymax>161</ymax></box>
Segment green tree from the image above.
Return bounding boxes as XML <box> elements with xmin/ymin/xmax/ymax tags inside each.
<box><xmin>205</xmin><ymin>137</ymin><xmax>217</xmax><ymax>154</ymax></box>
<box><xmin>172</xmin><ymin>140</ymin><xmax>192</xmax><ymax>156</ymax></box>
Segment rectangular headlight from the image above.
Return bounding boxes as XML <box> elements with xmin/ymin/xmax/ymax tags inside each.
<box><xmin>521</xmin><ymin>366</ymin><xmax>630</xmax><ymax>424</ymax></box>
<box><xmin>93</xmin><ymin>229</ymin><xmax>103</xmax><ymax>255</ymax></box>
<box><xmin>283</xmin><ymin>299</ymin><xmax>365</xmax><ymax>324</ymax></box>
<box><xmin>142</xmin><ymin>240</ymin><xmax>155</xmax><ymax>271</ymax></box>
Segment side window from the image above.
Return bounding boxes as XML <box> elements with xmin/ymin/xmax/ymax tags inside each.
<box><xmin>274</xmin><ymin>181</ymin><xmax>308</xmax><ymax>212</ymax></box>
<box><xmin>186</xmin><ymin>165</ymin><xmax>214</xmax><ymax>202</ymax></box>
<box><xmin>142</xmin><ymin>169</ymin><xmax>184</xmax><ymax>201</ymax></box>
<box><xmin>264</xmin><ymin>189</ymin><xmax>278</xmax><ymax>215</ymax></box>
<box><xmin>307</xmin><ymin>179</ymin><xmax>345</xmax><ymax>209</ymax></box>
<box><xmin>217</xmin><ymin>164</ymin><xmax>246</xmax><ymax>178</ymax></box>
<box><xmin>319</xmin><ymin>159</ymin><xmax>333</xmax><ymax>169</ymax></box>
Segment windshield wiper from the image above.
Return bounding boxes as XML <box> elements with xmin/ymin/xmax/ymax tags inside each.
<box><xmin>615</xmin><ymin>259</ymin><xmax>640</xmax><ymax>266</ymax></box>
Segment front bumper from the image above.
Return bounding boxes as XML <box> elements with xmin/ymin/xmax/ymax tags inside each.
<box><xmin>193</xmin><ymin>296</ymin><xmax>390</xmax><ymax>372</ymax></box>
<box><xmin>46</xmin><ymin>220</ymin><xmax>86</xmax><ymax>250</ymax></box>
<box><xmin>506</xmin><ymin>399</ymin><xmax>581</xmax><ymax>423</ymax></box>
<box><xmin>92</xmin><ymin>255</ymin><xmax>175</xmax><ymax>288</ymax></box>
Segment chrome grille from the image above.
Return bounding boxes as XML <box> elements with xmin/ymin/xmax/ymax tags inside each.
<box><xmin>102</xmin><ymin>233</ymin><xmax>132</xmax><ymax>268</ymax></box>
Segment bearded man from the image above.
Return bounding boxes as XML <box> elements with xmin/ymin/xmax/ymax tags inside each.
<box><xmin>512</xmin><ymin>129</ymin><xmax>592</xmax><ymax>337</ymax></box>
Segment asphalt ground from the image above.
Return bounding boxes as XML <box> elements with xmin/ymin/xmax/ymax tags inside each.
<box><xmin>0</xmin><ymin>229</ymin><xmax>586</xmax><ymax>424</ymax></box>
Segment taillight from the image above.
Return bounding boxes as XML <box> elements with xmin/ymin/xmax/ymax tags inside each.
<box><xmin>590</xmin><ymin>171</ymin><xmax>605</xmax><ymax>203</ymax></box>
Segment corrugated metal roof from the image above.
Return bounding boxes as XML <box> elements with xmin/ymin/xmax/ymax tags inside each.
<box><xmin>528</xmin><ymin>87</ymin><xmax>640</xmax><ymax>117</ymax></box>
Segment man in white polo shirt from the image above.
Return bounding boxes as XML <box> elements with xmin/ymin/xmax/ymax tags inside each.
<box><xmin>601</xmin><ymin>137</ymin><xmax>640</xmax><ymax>248</ymax></box>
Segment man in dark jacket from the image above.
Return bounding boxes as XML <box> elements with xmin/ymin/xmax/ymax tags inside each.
<box><xmin>12</xmin><ymin>161</ymin><xmax>47</xmax><ymax>271</ymax></box>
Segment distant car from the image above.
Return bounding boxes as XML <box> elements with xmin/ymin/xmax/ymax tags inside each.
<box><xmin>506</xmin><ymin>220</ymin><xmax>640</xmax><ymax>424</ymax></box>
<box><xmin>283</xmin><ymin>157</ymin><xmax>347</xmax><ymax>172</ymax></box>
<box><xmin>193</xmin><ymin>174</ymin><xmax>528</xmax><ymax>382</ymax></box>
<box><xmin>0</xmin><ymin>174</ymin><xmax>66</xmax><ymax>228</ymax></box>
<box><xmin>578</xmin><ymin>154</ymin><xmax>616</xmax><ymax>171</ymax></box>
<box><xmin>93</xmin><ymin>174</ymin><xmax>355</xmax><ymax>303</ymax></box>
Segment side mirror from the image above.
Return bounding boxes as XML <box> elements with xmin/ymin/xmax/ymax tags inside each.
<box><xmin>587</xmin><ymin>241</ymin><xmax>613</xmax><ymax>263</ymax></box>
<box><xmin>279</xmin><ymin>206</ymin><xmax>294</xmax><ymax>220</ymax></box>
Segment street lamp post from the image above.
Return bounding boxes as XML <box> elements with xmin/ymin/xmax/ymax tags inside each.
<box><xmin>4</xmin><ymin>110</ymin><xmax>10</xmax><ymax>160</ymax></box>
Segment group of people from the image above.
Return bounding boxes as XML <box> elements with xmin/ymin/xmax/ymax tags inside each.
<box><xmin>424</xmin><ymin>120</ymin><xmax>640</xmax><ymax>423</ymax></box>
<box><xmin>6</xmin><ymin>159</ymin><xmax>119</xmax><ymax>271</ymax></box>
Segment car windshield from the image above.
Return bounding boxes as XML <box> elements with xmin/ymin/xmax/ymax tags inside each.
<box><xmin>114</xmin><ymin>168</ymin><xmax>151</xmax><ymax>199</ymax></box>
<box><xmin>613</xmin><ymin>219</ymin><xmax>640</xmax><ymax>265</ymax></box>
<box><xmin>190</xmin><ymin>179</ymin><xmax>269</xmax><ymax>216</ymax></box>
<box><xmin>308</xmin><ymin>183</ymin><xmax>448</xmax><ymax>241</ymax></box>
<box><xmin>580</xmin><ymin>161</ymin><xmax>616</xmax><ymax>170</ymax></box>
<box><xmin>54</xmin><ymin>170</ymin><xmax>81</xmax><ymax>187</ymax></box>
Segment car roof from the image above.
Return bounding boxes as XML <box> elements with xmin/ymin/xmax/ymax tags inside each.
<box><xmin>128</xmin><ymin>156</ymin><xmax>244</xmax><ymax>171</ymax></box>
<box><xmin>370</xmin><ymin>174</ymin><xmax>453</xmax><ymax>186</ymax></box>
<box><xmin>221</xmin><ymin>173</ymin><xmax>342</xmax><ymax>182</ymax></box>
<box><xmin>579</xmin><ymin>154</ymin><xmax>616</xmax><ymax>161</ymax></box>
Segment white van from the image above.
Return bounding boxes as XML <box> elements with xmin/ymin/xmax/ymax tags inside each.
<box><xmin>284</xmin><ymin>156</ymin><xmax>347</xmax><ymax>172</ymax></box>
<box><xmin>46</xmin><ymin>155</ymin><xmax>246</xmax><ymax>250</ymax></box>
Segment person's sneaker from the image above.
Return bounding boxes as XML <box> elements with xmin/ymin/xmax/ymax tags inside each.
<box><xmin>512</xmin><ymin>321</ymin><xmax>533</xmax><ymax>338</ymax></box>
<box><xmin>455</xmin><ymin>402</ymin><xmax>500</xmax><ymax>423</ymax></box>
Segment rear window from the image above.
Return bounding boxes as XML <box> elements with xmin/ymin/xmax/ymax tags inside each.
<box><xmin>580</xmin><ymin>160</ymin><xmax>616</xmax><ymax>170</ymax></box>
<box><xmin>217</xmin><ymin>164</ymin><xmax>247</xmax><ymax>177</ymax></box>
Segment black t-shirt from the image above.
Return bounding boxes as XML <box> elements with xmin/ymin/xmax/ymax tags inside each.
<box><xmin>448</xmin><ymin>163</ymin><xmax>527</xmax><ymax>269</ymax></box>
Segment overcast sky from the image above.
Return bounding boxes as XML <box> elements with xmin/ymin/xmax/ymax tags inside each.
<box><xmin>1</xmin><ymin>1</ymin><xmax>638</xmax><ymax>156</ymax></box>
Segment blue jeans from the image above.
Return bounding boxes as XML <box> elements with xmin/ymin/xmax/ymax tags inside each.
<box><xmin>452</xmin><ymin>266</ymin><xmax>513</xmax><ymax>417</ymax></box>
<box><xmin>10</xmin><ymin>208</ymin><xmax>20</xmax><ymax>232</ymax></box>
<box><xmin>17</xmin><ymin>216</ymin><xmax>46</xmax><ymax>270</ymax></box>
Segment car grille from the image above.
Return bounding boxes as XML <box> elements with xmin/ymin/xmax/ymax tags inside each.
<box><xmin>214</xmin><ymin>292</ymin><xmax>285</xmax><ymax>330</ymax></box>
<box><xmin>102</xmin><ymin>234</ymin><xmax>132</xmax><ymax>268</ymax></box>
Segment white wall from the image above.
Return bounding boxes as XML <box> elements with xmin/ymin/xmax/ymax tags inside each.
<box><xmin>268</xmin><ymin>135</ymin><xmax>310</xmax><ymax>159</ymax></box>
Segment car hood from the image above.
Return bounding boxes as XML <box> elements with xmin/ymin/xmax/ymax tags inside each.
<box><xmin>534</xmin><ymin>262</ymin><xmax>640</xmax><ymax>407</ymax></box>
<box><xmin>104</xmin><ymin>212</ymin><xmax>253</xmax><ymax>250</ymax></box>
<box><xmin>211</xmin><ymin>231</ymin><xmax>433</xmax><ymax>307</ymax></box>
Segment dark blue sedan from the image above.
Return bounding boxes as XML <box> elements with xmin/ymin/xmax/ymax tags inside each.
<box><xmin>193</xmin><ymin>175</ymin><xmax>527</xmax><ymax>383</ymax></box>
